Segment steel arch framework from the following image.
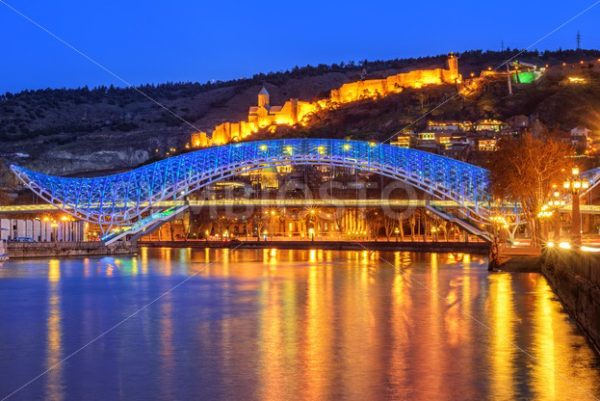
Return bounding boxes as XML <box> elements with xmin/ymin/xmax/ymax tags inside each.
<box><xmin>11</xmin><ymin>138</ymin><xmax>491</xmax><ymax>227</ymax></box>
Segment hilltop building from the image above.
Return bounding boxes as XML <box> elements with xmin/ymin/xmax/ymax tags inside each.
<box><xmin>330</xmin><ymin>53</ymin><xmax>461</xmax><ymax>103</ymax></box>
<box><xmin>248</xmin><ymin>88</ymin><xmax>316</xmax><ymax>131</ymax></box>
<box><xmin>190</xmin><ymin>54</ymin><xmax>463</xmax><ymax>148</ymax></box>
<box><xmin>206</xmin><ymin>87</ymin><xmax>318</xmax><ymax>146</ymax></box>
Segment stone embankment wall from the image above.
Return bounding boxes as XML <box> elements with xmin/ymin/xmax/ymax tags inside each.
<box><xmin>139</xmin><ymin>240</ymin><xmax>490</xmax><ymax>254</ymax></box>
<box><xmin>542</xmin><ymin>250</ymin><xmax>600</xmax><ymax>352</ymax></box>
<box><xmin>7</xmin><ymin>241</ymin><xmax>137</xmax><ymax>258</ymax></box>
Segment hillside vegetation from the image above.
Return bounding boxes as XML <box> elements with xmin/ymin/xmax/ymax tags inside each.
<box><xmin>1</xmin><ymin>48</ymin><xmax>600</xmax><ymax>188</ymax></box>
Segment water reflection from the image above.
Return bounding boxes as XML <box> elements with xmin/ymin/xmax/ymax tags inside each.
<box><xmin>159</xmin><ymin>291</ymin><xmax>174</xmax><ymax>399</ymax></box>
<box><xmin>45</xmin><ymin>259</ymin><xmax>63</xmax><ymax>401</ymax></box>
<box><xmin>488</xmin><ymin>273</ymin><xmax>516</xmax><ymax>401</ymax></box>
<box><xmin>0</xmin><ymin>249</ymin><xmax>599</xmax><ymax>401</ymax></box>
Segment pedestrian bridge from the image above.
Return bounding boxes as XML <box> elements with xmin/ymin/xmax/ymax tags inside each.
<box><xmin>11</xmin><ymin>138</ymin><xmax>491</xmax><ymax>236</ymax></box>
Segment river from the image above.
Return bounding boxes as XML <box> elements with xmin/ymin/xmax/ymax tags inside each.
<box><xmin>0</xmin><ymin>248</ymin><xmax>599</xmax><ymax>401</ymax></box>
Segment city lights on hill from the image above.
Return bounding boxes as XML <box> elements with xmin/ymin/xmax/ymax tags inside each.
<box><xmin>567</xmin><ymin>76</ymin><xmax>587</xmax><ymax>84</ymax></box>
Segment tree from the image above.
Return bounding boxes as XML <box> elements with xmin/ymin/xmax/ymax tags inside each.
<box><xmin>489</xmin><ymin>132</ymin><xmax>573</xmax><ymax>246</ymax></box>
<box><xmin>382</xmin><ymin>215</ymin><xmax>397</xmax><ymax>241</ymax></box>
<box><xmin>409</xmin><ymin>213</ymin><xmax>417</xmax><ymax>241</ymax></box>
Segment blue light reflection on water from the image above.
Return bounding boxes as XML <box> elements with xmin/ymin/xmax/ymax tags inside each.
<box><xmin>0</xmin><ymin>248</ymin><xmax>599</xmax><ymax>401</ymax></box>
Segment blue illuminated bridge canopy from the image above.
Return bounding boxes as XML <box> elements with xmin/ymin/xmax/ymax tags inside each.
<box><xmin>11</xmin><ymin>138</ymin><xmax>491</xmax><ymax>226</ymax></box>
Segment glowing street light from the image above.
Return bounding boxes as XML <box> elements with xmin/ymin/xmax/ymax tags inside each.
<box><xmin>545</xmin><ymin>188</ymin><xmax>566</xmax><ymax>241</ymax></box>
<box><xmin>563</xmin><ymin>167</ymin><xmax>589</xmax><ymax>247</ymax></box>
<box><xmin>490</xmin><ymin>214</ymin><xmax>510</xmax><ymax>233</ymax></box>
<box><xmin>537</xmin><ymin>204</ymin><xmax>554</xmax><ymax>241</ymax></box>
<box><xmin>537</xmin><ymin>205</ymin><xmax>553</xmax><ymax>219</ymax></box>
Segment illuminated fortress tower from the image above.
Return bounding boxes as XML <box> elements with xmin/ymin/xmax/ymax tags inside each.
<box><xmin>447</xmin><ymin>52</ymin><xmax>460</xmax><ymax>83</ymax></box>
<box><xmin>257</xmin><ymin>86</ymin><xmax>270</xmax><ymax>107</ymax></box>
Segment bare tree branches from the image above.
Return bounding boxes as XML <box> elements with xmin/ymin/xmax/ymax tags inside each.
<box><xmin>489</xmin><ymin>132</ymin><xmax>573</xmax><ymax>245</ymax></box>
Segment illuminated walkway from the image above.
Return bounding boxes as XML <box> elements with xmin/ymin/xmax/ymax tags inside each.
<box><xmin>11</xmin><ymin>139</ymin><xmax>491</xmax><ymax>227</ymax></box>
<box><xmin>3</xmin><ymin>199</ymin><xmax>600</xmax><ymax>214</ymax></box>
<box><xmin>0</xmin><ymin>199</ymin><xmax>471</xmax><ymax>213</ymax></box>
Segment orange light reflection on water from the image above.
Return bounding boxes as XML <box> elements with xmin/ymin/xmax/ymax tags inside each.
<box><xmin>138</xmin><ymin>248</ymin><xmax>600</xmax><ymax>400</ymax></box>
<box><xmin>46</xmin><ymin>259</ymin><xmax>63</xmax><ymax>401</ymax></box>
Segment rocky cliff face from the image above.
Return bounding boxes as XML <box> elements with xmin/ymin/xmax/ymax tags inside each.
<box><xmin>38</xmin><ymin>149</ymin><xmax>151</xmax><ymax>175</ymax></box>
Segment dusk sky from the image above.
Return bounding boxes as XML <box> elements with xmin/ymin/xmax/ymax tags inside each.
<box><xmin>1</xmin><ymin>0</ymin><xmax>599</xmax><ymax>93</ymax></box>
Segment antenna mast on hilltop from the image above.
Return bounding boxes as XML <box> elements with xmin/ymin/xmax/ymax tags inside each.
<box><xmin>577</xmin><ymin>31</ymin><xmax>581</xmax><ymax>49</ymax></box>
<box><xmin>507</xmin><ymin>63</ymin><xmax>513</xmax><ymax>95</ymax></box>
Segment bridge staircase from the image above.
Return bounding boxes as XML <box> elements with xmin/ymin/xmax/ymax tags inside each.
<box><xmin>102</xmin><ymin>205</ymin><xmax>189</xmax><ymax>245</ymax></box>
<box><xmin>425</xmin><ymin>205</ymin><xmax>492</xmax><ymax>242</ymax></box>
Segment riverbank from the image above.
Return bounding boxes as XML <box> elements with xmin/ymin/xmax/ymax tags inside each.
<box><xmin>7</xmin><ymin>241</ymin><xmax>137</xmax><ymax>258</ymax></box>
<box><xmin>497</xmin><ymin>246</ymin><xmax>543</xmax><ymax>272</ymax></box>
<box><xmin>497</xmin><ymin>247</ymin><xmax>600</xmax><ymax>353</ymax></box>
<box><xmin>541</xmin><ymin>249</ymin><xmax>600</xmax><ymax>354</ymax></box>
<box><xmin>138</xmin><ymin>240</ymin><xmax>490</xmax><ymax>254</ymax></box>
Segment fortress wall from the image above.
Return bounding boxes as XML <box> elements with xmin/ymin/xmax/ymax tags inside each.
<box><xmin>296</xmin><ymin>101</ymin><xmax>317</xmax><ymax>123</ymax></box>
<box><xmin>191</xmin><ymin>55</ymin><xmax>461</xmax><ymax>148</ymax></box>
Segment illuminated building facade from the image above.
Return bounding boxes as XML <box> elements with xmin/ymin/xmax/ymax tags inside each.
<box><xmin>143</xmin><ymin>206</ymin><xmax>449</xmax><ymax>242</ymax></box>
<box><xmin>427</xmin><ymin>120</ymin><xmax>473</xmax><ymax>132</ymax></box>
<box><xmin>209</xmin><ymin>87</ymin><xmax>318</xmax><ymax>145</ymax></box>
<box><xmin>475</xmin><ymin>119</ymin><xmax>506</xmax><ymax>132</ymax></box>
<box><xmin>0</xmin><ymin>218</ymin><xmax>85</xmax><ymax>242</ymax></box>
<box><xmin>477</xmin><ymin>138</ymin><xmax>498</xmax><ymax>152</ymax></box>
<box><xmin>191</xmin><ymin>54</ymin><xmax>462</xmax><ymax>148</ymax></box>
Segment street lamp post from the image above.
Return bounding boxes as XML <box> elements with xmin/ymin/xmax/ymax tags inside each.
<box><xmin>546</xmin><ymin>189</ymin><xmax>566</xmax><ymax>242</ymax></box>
<box><xmin>537</xmin><ymin>205</ymin><xmax>553</xmax><ymax>241</ymax></box>
<box><xmin>563</xmin><ymin>167</ymin><xmax>589</xmax><ymax>248</ymax></box>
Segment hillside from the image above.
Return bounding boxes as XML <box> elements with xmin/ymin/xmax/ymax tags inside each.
<box><xmin>1</xmin><ymin>48</ymin><xmax>600</xmax><ymax>190</ymax></box>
